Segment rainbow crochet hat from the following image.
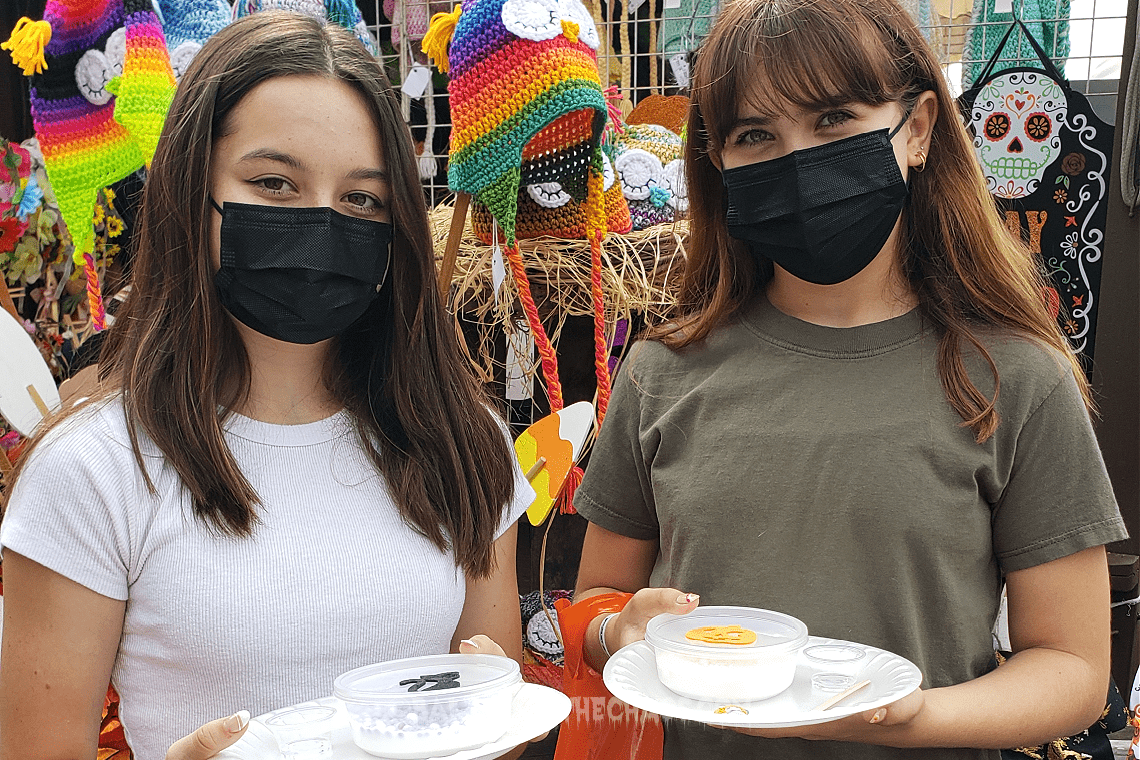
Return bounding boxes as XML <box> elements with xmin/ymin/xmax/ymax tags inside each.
<box><xmin>423</xmin><ymin>0</ymin><xmax>612</xmax><ymax>246</ymax></box>
<box><xmin>3</xmin><ymin>0</ymin><xmax>175</xmax><ymax>330</ymax></box>
<box><xmin>424</xmin><ymin>0</ymin><xmax>621</xmax><ymax>425</ymax></box>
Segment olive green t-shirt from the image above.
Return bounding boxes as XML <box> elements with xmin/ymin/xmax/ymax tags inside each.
<box><xmin>574</xmin><ymin>296</ymin><xmax>1127</xmax><ymax>760</ymax></box>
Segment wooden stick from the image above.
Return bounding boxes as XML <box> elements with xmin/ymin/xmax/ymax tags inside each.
<box><xmin>0</xmin><ymin>285</ymin><xmax>19</xmax><ymax>321</ymax></box>
<box><xmin>813</xmin><ymin>679</ymin><xmax>871</xmax><ymax>712</ymax></box>
<box><xmin>524</xmin><ymin>457</ymin><xmax>547</xmax><ymax>482</ymax></box>
<box><xmin>439</xmin><ymin>193</ymin><xmax>471</xmax><ymax>299</ymax></box>
<box><xmin>26</xmin><ymin>384</ymin><xmax>51</xmax><ymax>419</ymax></box>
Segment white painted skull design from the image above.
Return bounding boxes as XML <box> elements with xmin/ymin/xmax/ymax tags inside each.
<box><xmin>968</xmin><ymin>72</ymin><xmax>1068</xmax><ymax>199</ymax></box>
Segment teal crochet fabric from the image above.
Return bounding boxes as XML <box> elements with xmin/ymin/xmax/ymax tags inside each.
<box><xmin>657</xmin><ymin>0</ymin><xmax>718</xmax><ymax>56</ymax></box>
<box><xmin>962</xmin><ymin>0</ymin><xmax>1070</xmax><ymax>89</ymax></box>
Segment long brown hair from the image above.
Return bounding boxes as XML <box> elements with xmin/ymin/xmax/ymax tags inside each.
<box><xmin>657</xmin><ymin>0</ymin><xmax>1090</xmax><ymax>441</ymax></box>
<box><xmin>3</xmin><ymin>13</ymin><xmax>515</xmax><ymax>577</ymax></box>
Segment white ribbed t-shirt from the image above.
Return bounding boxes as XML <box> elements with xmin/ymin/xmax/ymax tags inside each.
<box><xmin>0</xmin><ymin>398</ymin><xmax>533</xmax><ymax>760</ymax></box>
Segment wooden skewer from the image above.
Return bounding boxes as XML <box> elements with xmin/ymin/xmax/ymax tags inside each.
<box><xmin>524</xmin><ymin>457</ymin><xmax>547</xmax><ymax>482</ymax></box>
<box><xmin>813</xmin><ymin>679</ymin><xmax>871</xmax><ymax>712</ymax></box>
<box><xmin>26</xmin><ymin>384</ymin><xmax>51</xmax><ymax>419</ymax></box>
<box><xmin>438</xmin><ymin>193</ymin><xmax>471</xmax><ymax>299</ymax></box>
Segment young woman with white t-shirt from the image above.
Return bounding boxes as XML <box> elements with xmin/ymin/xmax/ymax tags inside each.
<box><xmin>0</xmin><ymin>13</ymin><xmax>534</xmax><ymax>760</ymax></box>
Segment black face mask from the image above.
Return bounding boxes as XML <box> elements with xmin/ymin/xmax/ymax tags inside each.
<box><xmin>722</xmin><ymin>119</ymin><xmax>910</xmax><ymax>286</ymax></box>
<box><xmin>211</xmin><ymin>199</ymin><xmax>393</xmax><ymax>344</ymax></box>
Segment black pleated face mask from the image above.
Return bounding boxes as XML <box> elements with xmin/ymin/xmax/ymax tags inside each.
<box><xmin>722</xmin><ymin>118</ymin><xmax>910</xmax><ymax>286</ymax></box>
<box><xmin>211</xmin><ymin>199</ymin><xmax>393</xmax><ymax>344</ymax></box>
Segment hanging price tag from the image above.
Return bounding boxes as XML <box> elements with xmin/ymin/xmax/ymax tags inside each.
<box><xmin>401</xmin><ymin>65</ymin><xmax>432</xmax><ymax>99</ymax></box>
<box><xmin>629</xmin><ymin>0</ymin><xmax>649</xmax><ymax>11</ymax></box>
<box><xmin>669</xmin><ymin>53</ymin><xmax>690</xmax><ymax>88</ymax></box>
<box><xmin>663</xmin><ymin>0</ymin><xmax>681</xmax><ymax>8</ymax></box>
<box><xmin>491</xmin><ymin>242</ymin><xmax>506</xmax><ymax>300</ymax></box>
<box><xmin>993</xmin><ymin>0</ymin><xmax>1013</xmax><ymax>12</ymax></box>
<box><xmin>505</xmin><ymin>325</ymin><xmax>535</xmax><ymax>401</ymax></box>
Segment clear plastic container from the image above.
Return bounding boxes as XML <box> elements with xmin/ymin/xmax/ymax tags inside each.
<box><xmin>333</xmin><ymin>654</ymin><xmax>521</xmax><ymax>759</ymax></box>
<box><xmin>264</xmin><ymin>706</ymin><xmax>337</xmax><ymax>759</ymax></box>
<box><xmin>644</xmin><ymin>606</ymin><xmax>809</xmax><ymax>702</ymax></box>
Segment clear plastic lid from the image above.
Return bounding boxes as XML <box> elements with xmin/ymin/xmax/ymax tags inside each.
<box><xmin>645</xmin><ymin>606</ymin><xmax>808</xmax><ymax>657</ymax></box>
<box><xmin>333</xmin><ymin>654</ymin><xmax>521</xmax><ymax>704</ymax></box>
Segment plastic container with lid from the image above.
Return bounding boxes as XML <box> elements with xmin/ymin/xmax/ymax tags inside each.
<box><xmin>644</xmin><ymin>606</ymin><xmax>809</xmax><ymax>702</ymax></box>
<box><xmin>333</xmin><ymin>653</ymin><xmax>522</xmax><ymax>759</ymax></box>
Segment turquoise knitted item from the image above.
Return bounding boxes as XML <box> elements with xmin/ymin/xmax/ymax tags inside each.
<box><xmin>962</xmin><ymin>0</ymin><xmax>1070</xmax><ymax>89</ymax></box>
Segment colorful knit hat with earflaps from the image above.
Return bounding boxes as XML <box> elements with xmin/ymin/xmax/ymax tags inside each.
<box><xmin>3</xmin><ymin>0</ymin><xmax>176</xmax><ymax>331</ymax></box>
<box><xmin>423</xmin><ymin>0</ymin><xmax>620</xmax><ymax>427</ymax></box>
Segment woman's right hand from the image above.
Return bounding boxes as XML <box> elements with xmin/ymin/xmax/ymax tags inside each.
<box><xmin>165</xmin><ymin>711</ymin><xmax>250</xmax><ymax>760</ymax></box>
<box><xmin>605</xmin><ymin>587</ymin><xmax>699</xmax><ymax>653</ymax></box>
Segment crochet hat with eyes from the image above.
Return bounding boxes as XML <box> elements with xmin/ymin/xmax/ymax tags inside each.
<box><xmin>3</xmin><ymin>0</ymin><xmax>176</xmax><ymax>330</ymax></box>
<box><xmin>423</xmin><ymin>0</ymin><xmax>615</xmax><ymax>246</ymax></box>
<box><xmin>232</xmin><ymin>0</ymin><xmax>379</xmax><ymax>54</ymax></box>
<box><xmin>423</xmin><ymin>0</ymin><xmax>623</xmax><ymax>423</ymax></box>
<box><xmin>613</xmin><ymin>122</ymin><xmax>686</xmax><ymax>230</ymax></box>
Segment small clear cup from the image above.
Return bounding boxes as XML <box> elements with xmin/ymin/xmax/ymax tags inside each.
<box><xmin>802</xmin><ymin>644</ymin><xmax>867</xmax><ymax>674</ymax></box>
<box><xmin>265</xmin><ymin>705</ymin><xmax>337</xmax><ymax>760</ymax></box>
<box><xmin>810</xmin><ymin>672</ymin><xmax>856</xmax><ymax>694</ymax></box>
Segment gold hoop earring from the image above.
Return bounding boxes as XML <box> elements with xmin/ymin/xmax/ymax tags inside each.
<box><xmin>915</xmin><ymin>148</ymin><xmax>927</xmax><ymax>172</ymax></box>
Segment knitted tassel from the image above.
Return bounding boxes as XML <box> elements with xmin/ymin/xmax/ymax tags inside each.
<box><xmin>586</xmin><ymin>165</ymin><xmax>612</xmax><ymax>424</ymax></box>
<box><xmin>504</xmin><ymin>242</ymin><xmax>564</xmax><ymax>411</ymax></box>
<box><xmin>422</xmin><ymin>5</ymin><xmax>460</xmax><ymax>73</ymax></box>
<box><xmin>3</xmin><ymin>18</ymin><xmax>52</xmax><ymax>76</ymax></box>
<box><xmin>418</xmin><ymin>90</ymin><xmax>437</xmax><ymax>180</ymax></box>
<box><xmin>554</xmin><ymin>464</ymin><xmax>584</xmax><ymax>515</ymax></box>
<box><xmin>83</xmin><ymin>252</ymin><xmax>106</xmax><ymax>332</ymax></box>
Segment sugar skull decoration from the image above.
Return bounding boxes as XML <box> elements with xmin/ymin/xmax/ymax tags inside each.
<box><xmin>613</xmin><ymin>122</ymin><xmax>686</xmax><ymax>229</ymax></box>
<box><xmin>967</xmin><ymin>71</ymin><xmax>1068</xmax><ymax>199</ymax></box>
<box><xmin>423</xmin><ymin>0</ymin><xmax>627</xmax><ymax>423</ymax></box>
<box><xmin>3</xmin><ymin>1</ymin><xmax>176</xmax><ymax>331</ymax></box>
<box><xmin>960</xmin><ymin>20</ymin><xmax>1114</xmax><ymax>370</ymax></box>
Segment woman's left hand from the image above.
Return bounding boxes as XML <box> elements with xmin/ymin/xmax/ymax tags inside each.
<box><xmin>717</xmin><ymin>688</ymin><xmax>925</xmax><ymax>742</ymax></box>
<box><xmin>458</xmin><ymin>634</ymin><xmax>551</xmax><ymax>755</ymax></box>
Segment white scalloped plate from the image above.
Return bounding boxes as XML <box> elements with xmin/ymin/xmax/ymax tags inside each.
<box><xmin>603</xmin><ymin>637</ymin><xmax>922</xmax><ymax>728</ymax></box>
<box><xmin>216</xmin><ymin>683</ymin><xmax>570</xmax><ymax>760</ymax></box>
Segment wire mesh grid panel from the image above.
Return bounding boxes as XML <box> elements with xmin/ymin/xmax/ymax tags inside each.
<box><xmin>363</xmin><ymin>0</ymin><xmax>1129</xmax><ymax>205</ymax></box>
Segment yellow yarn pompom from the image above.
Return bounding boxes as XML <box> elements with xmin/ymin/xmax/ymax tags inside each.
<box><xmin>3</xmin><ymin>17</ymin><xmax>52</xmax><ymax>76</ymax></box>
<box><xmin>422</xmin><ymin>5</ymin><xmax>461</xmax><ymax>73</ymax></box>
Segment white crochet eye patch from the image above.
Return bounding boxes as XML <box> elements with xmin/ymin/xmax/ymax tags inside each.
<box><xmin>614</xmin><ymin>148</ymin><xmax>664</xmax><ymax>201</ymax></box>
<box><xmin>662</xmin><ymin>158</ymin><xmax>688</xmax><ymax>213</ymax></box>
<box><xmin>502</xmin><ymin>0</ymin><xmax>562</xmax><ymax>41</ymax></box>
<box><xmin>557</xmin><ymin>0</ymin><xmax>599</xmax><ymax>49</ymax></box>
<box><xmin>602</xmin><ymin>152</ymin><xmax>615</xmax><ymax>191</ymax></box>
<box><xmin>74</xmin><ymin>27</ymin><xmax>127</xmax><ymax>105</ymax></box>
<box><xmin>169</xmin><ymin>40</ymin><xmax>202</xmax><ymax>81</ymax></box>
<box><xmin>526</xmin><ymin>182</ymin><xmax>572</xmax><ymax>208</ymax></box>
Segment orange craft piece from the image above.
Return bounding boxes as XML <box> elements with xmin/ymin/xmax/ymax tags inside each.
<box><xmin>626</xmin><ymin>94</ymin><xmax>689</xmax><ymax>136</ymax></box>
<box><xmin>685</xmin><ymin>624</ymin><xmax>757</xmax><ymax>645</ymax></box>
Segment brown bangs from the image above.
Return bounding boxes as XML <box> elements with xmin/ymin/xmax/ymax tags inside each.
<box><xmin>695</xmin><ymin>0</ymin><xmax>922</xmax><ymax>147</ymax></box>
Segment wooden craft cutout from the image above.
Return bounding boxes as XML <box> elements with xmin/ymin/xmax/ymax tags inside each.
<box><xmin>0</xmin><ymin>309</ymin><xmax>60</xmax><ymax>436</ymax></box>
<box><xmin>514</xmin><ymin>401</ymin><xmax>595</xmax><ymax>526</ymax></box>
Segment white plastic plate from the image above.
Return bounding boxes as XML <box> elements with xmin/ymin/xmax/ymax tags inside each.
<box><xmin>216</xmin><ymin>682</ymin><xmax>570</xmax><ymax>760</ymax></box>
<box><xmin>603</xmin><ymin>636</ymin><xmax>922</xmax><ymax>728</ymax></box>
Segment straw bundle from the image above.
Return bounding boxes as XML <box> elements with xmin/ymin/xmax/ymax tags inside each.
<box><xmin>428</xmin><ymin>202</ymin><xmax>687</xmax><ymax>387</ymax></box>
